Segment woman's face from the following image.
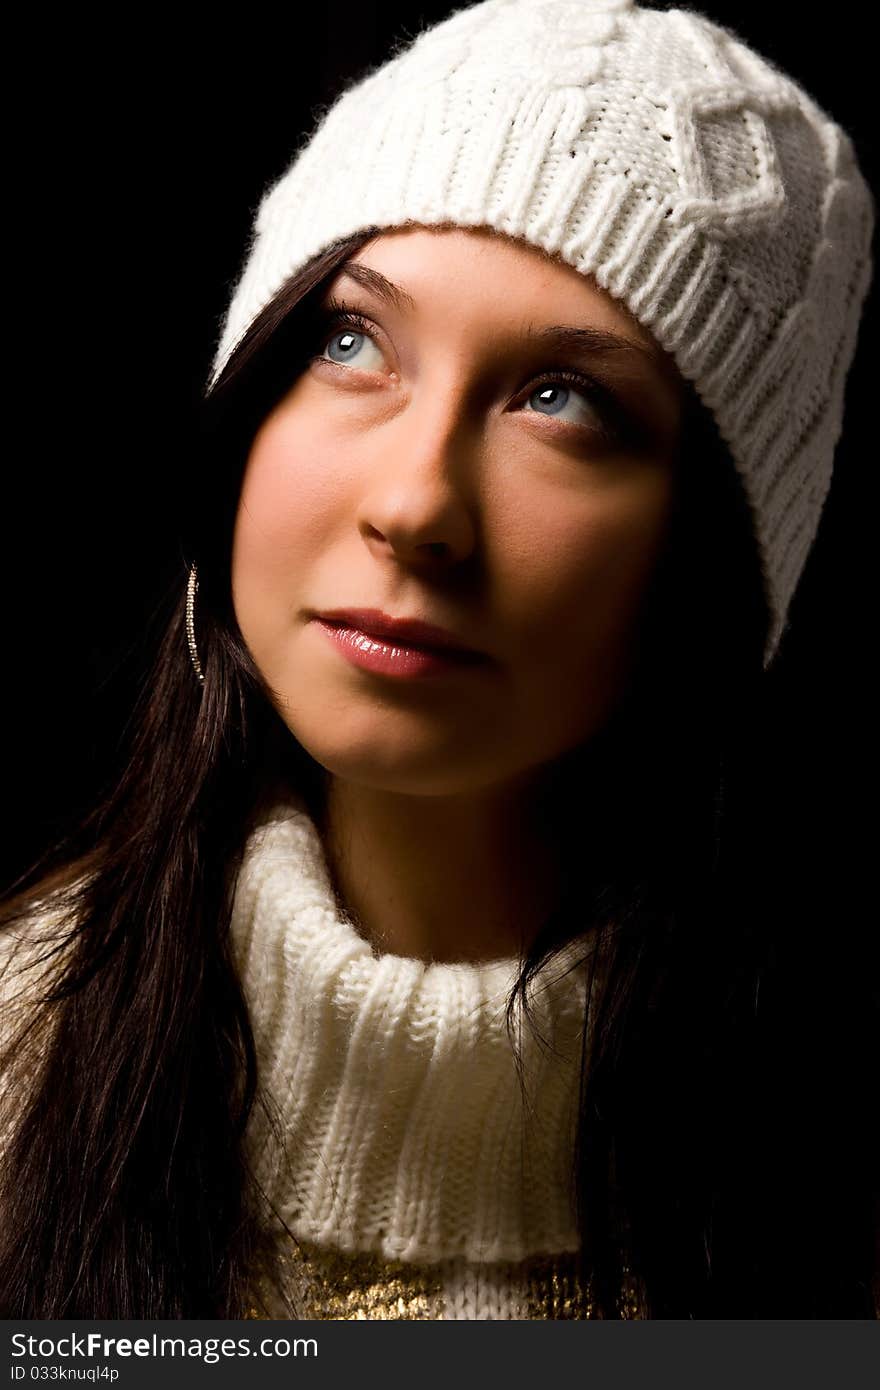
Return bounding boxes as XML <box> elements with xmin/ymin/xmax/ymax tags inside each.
<box><xmin>232</xmin><ymin>226</ymin><xmax>684</xmax><ymax>798</ymax></box>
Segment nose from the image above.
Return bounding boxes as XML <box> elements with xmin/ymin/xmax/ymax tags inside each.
<box><xmin>355</xmin><ymin>390</ymin><xmax>479</xmax><ymax>569</ymax></box>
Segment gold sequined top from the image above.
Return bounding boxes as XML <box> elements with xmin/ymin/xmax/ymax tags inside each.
<box><xmin>227</xmin><ymin>800</ymin><xmax>623</xmax><ymax>1321</ymax></box>
<box><xmin>242</xmin><ymin>1235</ymin><xmax>643</xmax><ymax>1320</ymax></box>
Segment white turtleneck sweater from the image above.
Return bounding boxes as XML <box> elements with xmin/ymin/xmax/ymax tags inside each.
<box><xmin>0</xmin><ymin>797</ymin><xmax>638</xmax><ymax>1319</ymax></box>
<box><xmin>232</xmin><ymin>797</ymin><xmax>625</xmax><ymax>1319</ymax></box>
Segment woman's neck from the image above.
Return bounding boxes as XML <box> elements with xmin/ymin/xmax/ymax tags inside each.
<box><xmin>317</xmin><ymin>771</ymin><xmax>568</xmax><ymax>964</ymax></box>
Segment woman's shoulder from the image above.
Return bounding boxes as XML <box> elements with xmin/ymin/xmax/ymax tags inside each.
<box><xmin>0</xmin><ymin>880</ymin><xmax>85</xmax><ymax>1039</ymax></box>
<box><xmin>0</xmin><ymin>886</ymin><xmax>81</xmax><ymax>1163</ymax></box>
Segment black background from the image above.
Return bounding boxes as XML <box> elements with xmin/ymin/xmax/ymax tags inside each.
<box><xmin>3</xmin><ymin>2</ymin><xmax>875</xmax><ymax>890</ymax></box>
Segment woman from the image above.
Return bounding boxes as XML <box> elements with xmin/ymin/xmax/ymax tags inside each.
<box><xmin>1</xmin><ymin>0</ymin><xmax>876</xmax><ymax>1318</ymax></box>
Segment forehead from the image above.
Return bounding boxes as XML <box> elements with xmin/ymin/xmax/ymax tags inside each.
<box><xmin>331</xmin><ymin>224</ymin><xmax>682</xmax><ymax>396</ymax></box>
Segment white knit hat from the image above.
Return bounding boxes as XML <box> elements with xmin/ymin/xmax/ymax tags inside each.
<box><xmin>209</xmin><ymin>0</ymin><xmax>874</xmax><ymax>670</ymax></box>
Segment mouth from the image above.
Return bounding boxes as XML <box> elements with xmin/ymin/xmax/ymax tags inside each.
<box><xmin>312</xmin><ymin>616</ymin><xmax>490</xmax><ymax>679</ymax></box>
<box><xmin>314</xmin><ymin>608</ymin><xmax>485</xmax><ymax>658</ymax></box>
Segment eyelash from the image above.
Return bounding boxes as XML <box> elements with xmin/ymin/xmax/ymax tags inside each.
<box><xmin>308</xmin><ymin>302</ymin><xmax>636</xmax><ymax>448</ymax></box>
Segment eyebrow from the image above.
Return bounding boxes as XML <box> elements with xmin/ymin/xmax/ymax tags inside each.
<box><xmin>338</xmin><ymin>261</ymin><xmax>670</xmax><ymax>376</ymax></box>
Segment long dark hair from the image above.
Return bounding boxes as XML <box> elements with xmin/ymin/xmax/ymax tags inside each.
<box><xmin>1</xmin><ymin>227</ymin><xmax>876</xmax><ymax>1318</ymax></box>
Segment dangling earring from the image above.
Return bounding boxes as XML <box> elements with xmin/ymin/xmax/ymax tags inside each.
<box><xmin>186</xmin><ymin>563</ymin><xmax>205</xmax><ymax>686</ymax></box>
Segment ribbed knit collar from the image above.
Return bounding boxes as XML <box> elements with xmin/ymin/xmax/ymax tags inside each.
<box><xmin>230</xmin><ymin>797</ymin><xmax>594</xmax><ymax>1265</ymax></box>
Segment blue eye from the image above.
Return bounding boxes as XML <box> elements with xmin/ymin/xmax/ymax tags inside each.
<box><xmin>310</xmin><ymin>302</ymin><xmax>636</xmax><ymax>449</ymax></box>
<box><xmin>319</xmin><ymin>310</ymin><xmax>385</xmax><ymax>370</ymax></box>
<box><xmin>524</xmin><ymin>375</ymin><xmax>610</xmax><ymax>432</ymax></box>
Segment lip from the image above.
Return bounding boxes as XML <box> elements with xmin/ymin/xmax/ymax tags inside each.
<box><xmin>310</xmin><ymin>609</ymin><xmax>490</xmax><ymax>681</ymax></box>
<box><xmin>314</xmin><ymin>608</ymin><xmax>484</xmax><ymax>657</ymax></box>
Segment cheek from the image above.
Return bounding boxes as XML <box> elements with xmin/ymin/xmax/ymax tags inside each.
<box><xmin>235</xmin><ymin>426</ymin><xmax>335</xmax><ymax>554</ymax></box>
<box><xmin>494</xmin><ymin>469</ymin><xmax>672</xmax><ymax>633</ymax></box>
<box><xmin>231</xmin><ymin>413</ymin><xmax>350</xmax><ymax>607</ymax></box>
<box><xmin>493</xmin><ymin>468</ymin><xmax>674</xmax><ymax>676</ymax></box>
<box><xmin>230</xmin><ymin>437</ymin><xmax>325</xmax><ymax>670</ymax></box>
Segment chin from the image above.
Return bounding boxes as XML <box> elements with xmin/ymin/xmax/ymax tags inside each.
<box><xmin>285</xmin><ymin>731</ymin><xmax>509</xmax><ymax>800</ymax></box>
